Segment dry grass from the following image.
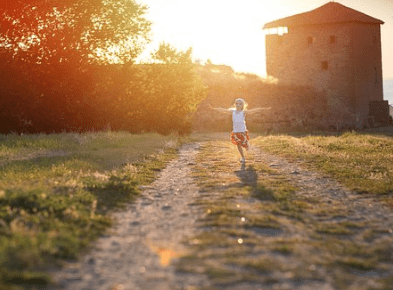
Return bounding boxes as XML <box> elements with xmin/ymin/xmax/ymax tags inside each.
<box><xmin>179</xmin><ymin>134</ymin><xmax>393</xmax><ymax>289</ymax></box>
<box><xmin>0</xmin><ymin>131</ymin><xmax>179</xmax><ymax>290</ymax></box>
<box><xmin>252</xmin><ymin>131</ymin><xmax>393</xmax><ymax>195</ymax></box>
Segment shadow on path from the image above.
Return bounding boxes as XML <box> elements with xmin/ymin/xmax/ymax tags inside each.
<box><xmin>234</xmin><ymin>162</ymin><xmax>276</xmax><ymax>201</ymax></box>
<box><xmin>234</xmin><ymin>163</ymin><xmax>258</xmax><ymax>189</ymax></box>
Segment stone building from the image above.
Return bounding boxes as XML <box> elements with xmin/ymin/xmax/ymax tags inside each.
<box><xmin>263</xmin><ymin>2</ymin><xmax>389</xmax><ymax>127</ymax></box>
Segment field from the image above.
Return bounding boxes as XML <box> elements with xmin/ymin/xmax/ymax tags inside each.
<box><xmin>1</xmin><ymin>130</ymin><xmax>393</xmax><ymax>289</ymax></box>
<box><xmin>0</xmin><ymin>132</ymin><xmax>178</xmax><ymax>290</ymax></box>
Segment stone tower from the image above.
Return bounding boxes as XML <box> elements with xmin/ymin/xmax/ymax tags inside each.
<box><xmin>263</xmin><ymin>2</ymin><xmax>388</xmax><ymax>127</ymax></box>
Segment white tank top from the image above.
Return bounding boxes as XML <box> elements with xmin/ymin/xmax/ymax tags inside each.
<box><xmin>232</xmin><ymin>110</ymin><xmax>246</xmax><ymax>132</ymax></box>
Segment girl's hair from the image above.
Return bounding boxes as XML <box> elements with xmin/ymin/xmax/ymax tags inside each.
<box><xmin>231</xmin><ymin>98</ymin><xmax>248</xmax><ymax>111</ymax></box>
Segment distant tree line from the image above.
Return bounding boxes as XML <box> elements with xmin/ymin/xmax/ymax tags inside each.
<box><xmin>0</xmin><ymin>0</ymin><xmax>207</xmax><ymax>134</ymax></box>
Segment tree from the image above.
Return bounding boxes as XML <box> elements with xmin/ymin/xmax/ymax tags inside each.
<box><xmin>0</xmin><ymin>4</ymin><xmax>208</xmax><ymax>135</ymax></box>
<box><xmin>0</xmin><ymin>0</ymin><xmax>152</xmax><ymax>133</ymax></box>
<box><xmin>141</xmin><ymin>43</ymin><xmax>207</xmax><ymax>134</ymax></box>
<box><xmin>0</xmin><ymin>0</ymin><xmax>151</xmax><ymax>65</ymax></box>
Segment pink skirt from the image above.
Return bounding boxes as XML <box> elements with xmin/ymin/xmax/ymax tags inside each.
<box><xmin>230</xmin><ymin>131</ymin><xmax>249</xmax><ymax>149</ymax></box>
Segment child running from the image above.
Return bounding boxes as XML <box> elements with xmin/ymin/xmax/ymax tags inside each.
<box><xmin>209</xmin><ymin>98</ymin><xmax>271</xmax><ymax>163</ymax></box>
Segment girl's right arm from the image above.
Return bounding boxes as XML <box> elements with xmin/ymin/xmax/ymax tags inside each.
<box><xmin>208</xmin><ymin>104</ymin><xmax>232</xmax><ymax>115</ymax></box>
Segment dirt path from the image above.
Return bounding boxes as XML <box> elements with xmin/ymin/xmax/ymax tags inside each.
<box><xmin>50</xmin><ymin>143</ymin><xmax>209</xmax><ymax>290</ymax></box>
<box><xmin>251</xmin><ymin>146</ymin><xmax>393</xmax><ymax>289</ymax></box>
<box><xmin>255</xmin><ymin>147</ymin><xmax>393</xmax><ymax>231</ymax></box>
<box><xmin>184</xmin><ymin>142</ymin><xmax>393</xmax><ymax>290</ymax></box>
<box><xmin>49</xmin><ymin>141</ymin><xmax>393</xmax><ymax>290</ymax></box>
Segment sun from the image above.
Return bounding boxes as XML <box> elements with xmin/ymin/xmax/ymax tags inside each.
<box><xmin>140</xmin><ymin>0</ymin><xmax>277</xmax><ymax>76</ymax></box>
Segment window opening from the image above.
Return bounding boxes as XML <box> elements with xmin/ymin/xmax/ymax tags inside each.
<box><xmin>307</xmin><ymin>36</ymin><xmax>316</xmax><ymax>45</ymax></box>
<box><xmin>322</xmin><ymin>61</ymin><xmax>328</xmax><ymax>70</ymax></box>
<box><xmin>264</xmin><ymin>27</ymin><xmax>288</xmax><ymax>36</ymax></box>
<box><xmin>329</xmin><ymin>35</ymin><xmax>336</xmax><ymax>43</ymax></box>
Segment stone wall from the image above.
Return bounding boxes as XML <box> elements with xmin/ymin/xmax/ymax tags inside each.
<box><xmin>350</xmin><ymin>23</ymin><xmax>384</xmax><ymax>120</ymax></box>
<box><xmin>265</xmin><ymin>22</ymin><xmax>384</xmax><ymax>127</ymax></box>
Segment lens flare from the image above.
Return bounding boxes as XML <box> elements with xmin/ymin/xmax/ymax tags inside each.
<box><xmin>148</xmin><ymin>241</ymin><xmax>181</xmax><ymax>267</ymax></box>
<box><xmin>157</xmin><ymin>248</ymin><xmax>179</xmax><ymax>266</ymax></box>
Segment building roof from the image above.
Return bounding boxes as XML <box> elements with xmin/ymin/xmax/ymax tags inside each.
<box><xmin>263</xmin><ymin>2</ymin><xmax>384</xmax><ymax>29</ymax></box>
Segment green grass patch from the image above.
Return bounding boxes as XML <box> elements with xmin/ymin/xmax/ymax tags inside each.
<box><xmin>0</xmin><ymin>131</ymin><xmax>178</xmax><ymax>290</ymax></box>
<box><xmin>336</xmin><ymin>257</ymin><xmax>377</xmax><ymax>271</ymax></box>
<box><xmin>252</xmin><ymin>132</ymin><xmax>393</xmax><ymax>195</ymax></box>
<box><xmin>273</xmin><ymin>243</ymin><xmax>294</xmax><ymax>255</ymax></box>
<box><xmin>315</xmin><ymin>223</ymin><xmax>354</xmax><ymax>236</ymax></box>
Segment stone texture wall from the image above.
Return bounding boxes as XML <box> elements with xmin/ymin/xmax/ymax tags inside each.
<box><xmin>350</xmin><ymin>23</ymin><xmax>384</xmax><ymax>120</ymax></box>
<box><xmin>265</xmin><ymin>22</ymin><xmax>384</xmax><ymax>127</ymax></box>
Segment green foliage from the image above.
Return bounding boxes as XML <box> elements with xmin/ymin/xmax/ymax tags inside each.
<box><xmin>0</xmin><ymin>2</ymin><xmax>207</xmax><ymax>135</ymax></box>
<box><xmin>0</xmin><ymin>0</ymin><xmax>151</xmax><ymax>65</ymax></box>
<box><xmin>140</xmin><ymin>43</ymin><xmax>208</xmax><ymax>135</ymax></box>
<box><xmin>0</xmin><ymin>48</ymin><xmax>207</xmax><ymax>134</ymax></box>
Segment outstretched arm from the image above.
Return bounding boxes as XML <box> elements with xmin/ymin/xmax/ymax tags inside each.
<box><xmin>245</xmin><ymin>107</ymin><xmax>271</xmax><ymax>116</ymax></box>
<box><xmin>208</xmin><ymin>104</ymin><xmax>232</xmax><ymax>115</ymax></box>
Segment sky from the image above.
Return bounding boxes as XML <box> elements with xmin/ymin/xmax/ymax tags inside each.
<box><xmin>136</xmin><ymin>0</ymin><xmax>393</xmax><ymax>80</ymax></box>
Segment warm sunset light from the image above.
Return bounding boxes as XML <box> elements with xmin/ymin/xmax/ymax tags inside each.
<box><xmin>137</xmin><ymin>0</ymin><xmax>393</xmax><ymax>79</ymax></box>
<box><xmin>1</xmin><ymin>0</ymin><xmax>392</xmax><ymax>134</ymax></box>
<box><xmin>157</xmin><ymin>248</ymin><xmax>180</xmax><ymax>266</ymax></box>
<box><xmin>2</xmin><ymin>3</ymin><xmax>393</xmax><ymax>289</ymax></box>
<box><xmin>148</xmin><ymin>243</ymin><xmax>180</xmax><ymax>266</ymax></box>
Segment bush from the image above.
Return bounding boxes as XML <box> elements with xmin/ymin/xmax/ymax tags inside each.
<box><xmin>0</xmin><ymin>45</ymin><xmax>207</xmax><ymax>134</ymax></box>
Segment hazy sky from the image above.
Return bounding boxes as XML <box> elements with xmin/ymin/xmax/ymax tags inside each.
<box><xmin>136</xmin><ymin>0</ymin><xmax>393</xmax><ymax>80</ymax></box>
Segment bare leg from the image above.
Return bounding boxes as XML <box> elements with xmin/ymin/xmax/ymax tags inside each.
<box><xmin>237</xmin><ymin>145</ymin><xmax>245</xmax><ymax>161</ymax></box>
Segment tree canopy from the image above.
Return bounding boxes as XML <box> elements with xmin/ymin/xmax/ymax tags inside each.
<box><xmin>0</xmin><ymin>0</ymin><xmax>151</xmax><ymax>65</ymax></box>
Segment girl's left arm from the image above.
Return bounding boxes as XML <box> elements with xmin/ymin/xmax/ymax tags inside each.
<box><xmin>245</xmin><ymin>107</ymin><xmax>271</xmax><ymax>116</ymax></box>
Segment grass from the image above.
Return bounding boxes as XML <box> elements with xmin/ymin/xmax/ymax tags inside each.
<box><xmin>0</xmin><ymin>131</ymin><xmax>179</xmax><ymax>290</ymax></box>
<box><xmin>179</xmin><ymin>132</ymin><xmax>393</xmax><ymax>290</ymax></box>
<box><xmin>252</xmin><ymin>131</ymin><xmax>393</xmax><ymax>195</ymax></box>
<box><xmin>2</xmin><ymin>130</ymin><xmax>393</xmax><ymax>289</ymax></box>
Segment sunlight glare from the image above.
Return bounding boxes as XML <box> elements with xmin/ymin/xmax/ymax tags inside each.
<box><xmin>148</xmin><ymin>241</ymin><xmax>181</xmax><ymax>267</ymax></box>
<box><xmin>138</xmin><ymin>0</ymin><xmax>393</xmax><ymax>78</ymax></box>
<box><xmin>138</xmin><ymin>0</ymin><xmax>279</xmax><ymax>76</ymax></box>
<box><xmin>157</xmin><ymin>248</ymin><xmax>180</xmax><ymax>266</ymax></box>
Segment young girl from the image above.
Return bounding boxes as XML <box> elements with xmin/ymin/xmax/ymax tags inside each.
<box><xmin>209</xmin><ymin>98</ymin><xmax>270</xmax><ymax>163</ymax></box>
